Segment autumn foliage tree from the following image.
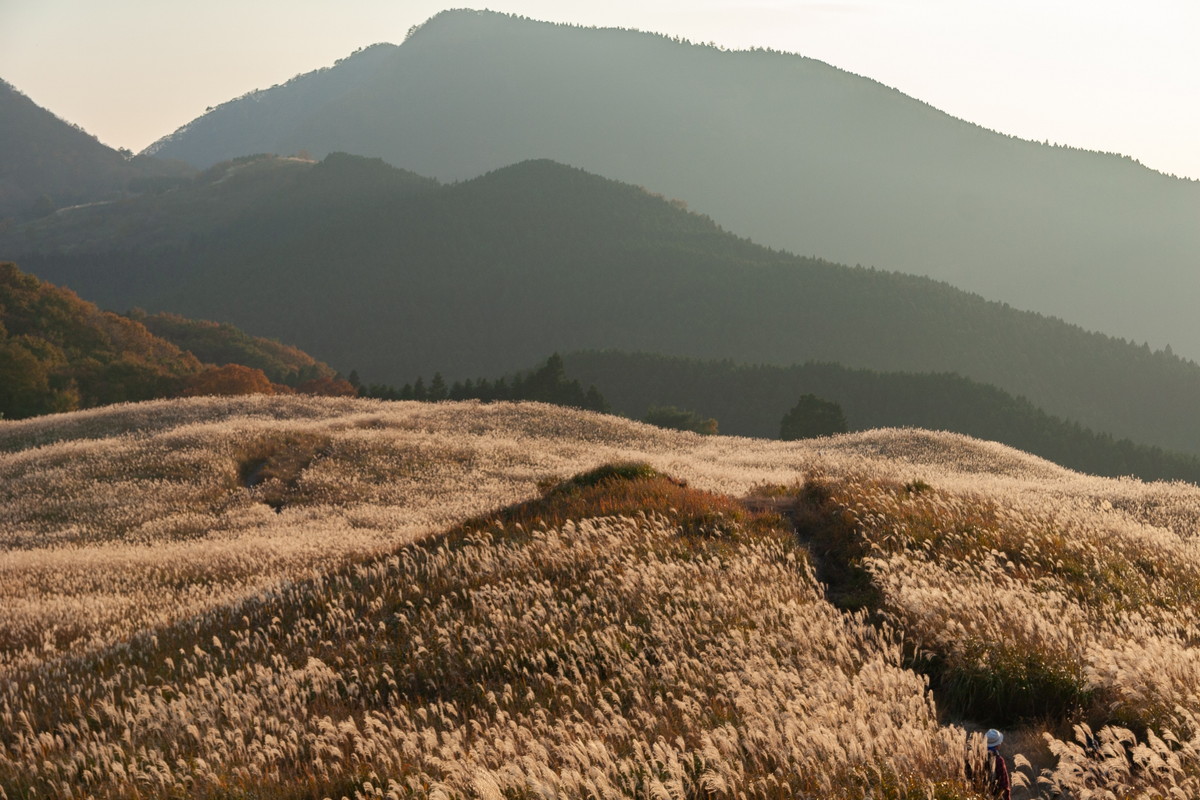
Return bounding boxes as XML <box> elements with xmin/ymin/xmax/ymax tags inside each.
<box><xmin>0</xmin><ymin>262</ymin><xmax>200</xmax><ymax>418</ymax></box>
<box><xmin>181</xmin><ymin>364</ymin><xmax>276</xmax><ymax>397</ymax></box>
<box><xmin>0</xmin><ymin>263</ymin><xmax>360</xmax><ymax>418</ymax></box>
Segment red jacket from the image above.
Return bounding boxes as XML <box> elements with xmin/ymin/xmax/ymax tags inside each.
<box><xmin>988</xmin><ymin>750</ymin><xmax>1012</xmax><ymax>800</ymax></box>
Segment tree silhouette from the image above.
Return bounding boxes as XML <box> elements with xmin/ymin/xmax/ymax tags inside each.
<box><xmin>780</xmin><ymin>394</ymin><xmax>847</xmax><ymax>440</ymax></box>
<box><xmin>429</xmin><ymin>373</ymin><xmax>448</xmax><ymax>401</ymax></box>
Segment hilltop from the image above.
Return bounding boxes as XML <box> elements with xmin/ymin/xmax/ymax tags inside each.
<box><xmin>1</xmin><ymin>396</ymin><xmax>1198</xmax><ymax>797</ymax></box>
<box><xmin>142</xmin><ymin>9</ymin><xmax>1200</xmax><ymax>360</ymax></box>
<box><xmin>7</xmin><ymin>153</ymin><xmax>1200</xmax><ymax>458</ymax></box>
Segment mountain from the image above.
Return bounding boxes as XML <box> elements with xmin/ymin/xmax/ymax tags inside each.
<box><xmin>0</xmin><ymin>262</ymin><xmax>344</xmax><ymax>419</ymax></box>
<box><xmin>0</xmin><ymin>79</ymin><xmax>192</xmax><ymax>222</ymax></box>
<box><xmin>7</xmin><ymin>153</ymin><xmax>1200</xmax><ymax>456</ymax></box>
<box><xmin>560</xmin><ymin>350</ymin><xmax>1200</xmax><ymax>484</ymax></box>
<box><xmin>2</xmin><ymin>151</ymin><xmax>434</xmax><ymax>255</ymax></box>
<box><xmin>142</xmin><ymin>9</ymin><xmax>1200</xmax><ymax>361</ymax></box>
<box><xmin>3</xmin><ymin>396</ymin><xmax>1199</xmax><ymax>797</ymax></box>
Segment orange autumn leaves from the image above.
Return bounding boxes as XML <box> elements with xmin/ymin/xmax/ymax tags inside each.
<box><xmin>181</xmin><ymin>364</ymin><xmax>355</xmax><ymax>398</ymax></box>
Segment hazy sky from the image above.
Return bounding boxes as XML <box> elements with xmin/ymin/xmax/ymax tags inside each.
<box><xmin>2</xmin><ymin>1</ymin><xmax>1197</xmax><ymax>180</ymax></box>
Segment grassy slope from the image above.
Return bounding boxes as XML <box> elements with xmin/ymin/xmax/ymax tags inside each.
<box><xmin>2</xmin><ymin>397</ymin><xmax>1199</xmax><ymax>798</ymax></box>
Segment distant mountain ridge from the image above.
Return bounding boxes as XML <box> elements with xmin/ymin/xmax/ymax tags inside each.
<box><xmin>142</xmin><ymin>9</ymin><xmax>1200</xmax><ymax>361</ymax></box>
<box><xmin>8</xmin><ymin>152</ymin><xmax>1200</xmax><ymax>457</ymax></box>
<box><xmin>0</xmin><ymin>80</ymin><xmax>192</xmax><ymax>222</ymax></box>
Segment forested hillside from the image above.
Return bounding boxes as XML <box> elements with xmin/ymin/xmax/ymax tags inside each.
<box><xmin>142</xmin><ymin>9</ymin><xmax>1200</xmax><ymax>361</ymax></box>
<box><xmin>7</xmin><ymin>154</ymin><xmax>1200</xmax><ymax>456</ymax></box>
<box><xmin>0</xmin><ymin>263</ymin><xmax>347</xmax><ymax>419</ymax></box>
<box><xmin>563</xmin><ymin>350</ymin><xmax>1200</xmax><ymax>483</ymax></box>
<box><xmin>130</xmin><ymin>310</ymin><xmax>337</xmax><ymax>386</ymax></box>
<box><xmin>0</xmin><ymin>80</ymin><xmax>191</xmax><ymax>221</ymax></box>
<box><xmin>0</xmin><ymin>262</ymin><xmax>200</xmax><ymax>417</ymax></box>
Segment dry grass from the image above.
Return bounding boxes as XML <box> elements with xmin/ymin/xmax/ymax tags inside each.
<box><xmin>761</xmin><ymin>472</ymin><xmax>1200</xmax><ymax>797</ymax></box>
<box><xmin>1</xmin><ymin>396</ymin><xmax>1199</xmax><ymax>798</ymax></box>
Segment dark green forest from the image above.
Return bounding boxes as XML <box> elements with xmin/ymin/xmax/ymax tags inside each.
<box><xmin>562</xmin><ymin>350</ymin><xmax>1200</xmax><ymax>484</ymax></box>
<box><xmin>643</xmin><ymin>406</ymin><xmax>719</xmax><ymax>436</ymax></box>
<box><xmin>7</xmin><ymin>153</ymin><xmax>1200</xmax><ymax>458</ymax></box>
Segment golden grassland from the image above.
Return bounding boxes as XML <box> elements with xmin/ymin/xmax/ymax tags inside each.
<box><xmin>1</xmin><ymin>396</ymin><xmax>1198</xmax><ymax>799</ymax></box>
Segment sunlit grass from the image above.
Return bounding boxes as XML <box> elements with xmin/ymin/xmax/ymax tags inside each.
<box><xmin>759</xmin><ymin>471</ymin><xmax>1200</xmax><ymax>796</ymax></box>
<box><xmin>1</xmin><ymin>396</ymin><xmax>1199</xmax><ymax>798</ymax></box>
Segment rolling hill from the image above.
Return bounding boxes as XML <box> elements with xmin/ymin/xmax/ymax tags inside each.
<box><xmin>0</xmin><ymin>261</ymin><xmax>202</xmax><ymax>417</ymax></box>
<box><xmin>1</xmin><ymin>396</ymin><xmax>1198</xmax><ymax>797</ymax></box>
<box><xmin>6</xmin><ymin>153</ymin><xmax>1200</xmax><ymax>458</ymax></box>
<box><xmin>142</xmin><ymin>9</ymin><xmax>1200</xmax><ymax>361</ymax></box>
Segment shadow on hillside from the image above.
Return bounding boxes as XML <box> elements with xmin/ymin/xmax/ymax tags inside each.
<box><xmin>743</xmin><ymin>480</ymin><xmax>1067</xmax><ymax>797</ymax></box>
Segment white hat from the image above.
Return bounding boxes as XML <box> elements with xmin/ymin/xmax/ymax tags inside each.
<box><xmin>986</xmin><ymin>729</ymin><xmax>1004</xmax><ymax>749</ymax></box>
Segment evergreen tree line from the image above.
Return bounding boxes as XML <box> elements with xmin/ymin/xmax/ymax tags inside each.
<box><xmin>360</xmin><ymin>354</ymin><xmax>609</xmax><ymax>413</ymax></box>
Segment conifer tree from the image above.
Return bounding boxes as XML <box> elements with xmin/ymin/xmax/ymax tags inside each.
<box><xmin>429</xmin><ymin>372</ymin><xmax>448</xmax><ymax>401</ymax></box>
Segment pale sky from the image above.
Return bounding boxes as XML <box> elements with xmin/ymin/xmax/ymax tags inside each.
<box><xmin>1</xmin><ymin>1</ymin><xmax>1197</xmax><ymax>180</ymax></box>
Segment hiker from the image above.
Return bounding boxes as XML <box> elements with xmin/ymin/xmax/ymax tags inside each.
<box><xmin>985</xmin><ymin>728</ymin><xmax>1013</xmax><ymax>800</ymax></box>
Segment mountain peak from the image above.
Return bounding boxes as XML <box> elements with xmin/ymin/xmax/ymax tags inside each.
<box><xmin>405</xmin><ymin>8</ymin><xmax>513</xmax><ymax>37</ymax></box>
<box><xmin>473</xmin><ymin>158</ymin><xmax>611</xmax><ymax>185</ymax></box>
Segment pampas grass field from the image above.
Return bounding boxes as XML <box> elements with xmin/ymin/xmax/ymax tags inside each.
<box><xmin>2</xmin><ymin>396</ymin><xmax>1198</xmax><ymax>799</ymax></box>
